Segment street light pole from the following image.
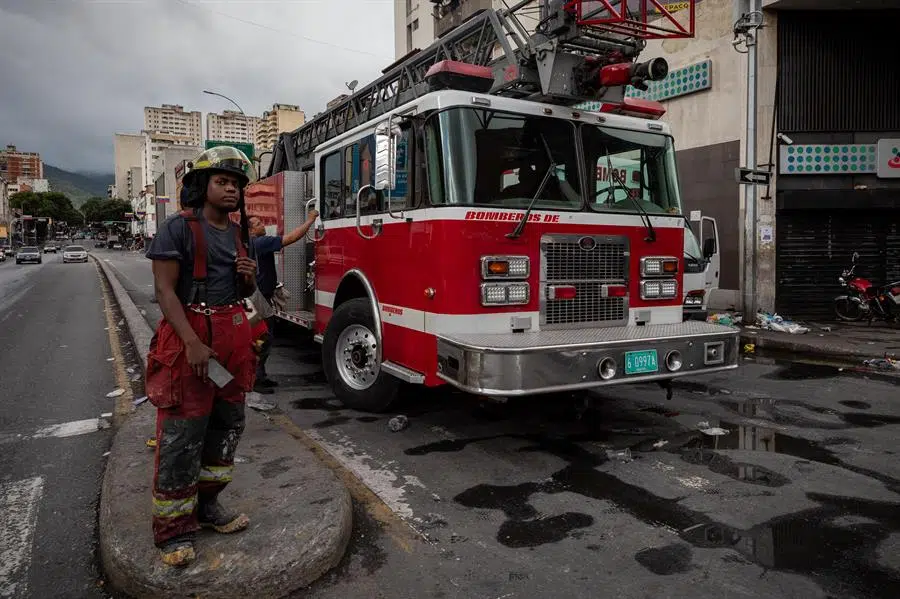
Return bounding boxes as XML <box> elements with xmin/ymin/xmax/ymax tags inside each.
<box><xmin>203</xmin><ymin>90</ymin><xmax>245</xmax><ymax>114</ymax></box>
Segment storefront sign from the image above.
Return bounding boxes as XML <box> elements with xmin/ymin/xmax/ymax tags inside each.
<box><xmin>779</xmin><ymin>144</ymin><xmax>877</xmax><ymax>175</ymax></box>
<box><xmin>876</xmin><ymin>139</ymin><xmax>900</xmax><ymax>178</ymax></box>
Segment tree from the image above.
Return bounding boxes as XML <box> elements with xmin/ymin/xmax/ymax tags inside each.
<box><xmin>80</xmin><ymin>197</ymin><xmax>133</xmax><ymax>223</ymax></box>
<box><xmin>9</xmin><ymin>191</ymin><xmax>84</xmax><ymax>226</ymax></box>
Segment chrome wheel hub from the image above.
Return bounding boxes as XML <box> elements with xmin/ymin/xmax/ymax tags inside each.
<box><xmin>334</xmin><ymin>324</ymin><xmax>379</xmax><ymax>390</ymax></box>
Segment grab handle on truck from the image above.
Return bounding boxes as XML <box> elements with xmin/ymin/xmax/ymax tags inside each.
<box><xmin>306</xmin><ymin>198</ymin><xmax>325</xmax><ymax>241</ymax></box>
<box><xmin>355</xmin><ymin>186</ymin><xmax>383</xmax><ymax>240</ymax></box>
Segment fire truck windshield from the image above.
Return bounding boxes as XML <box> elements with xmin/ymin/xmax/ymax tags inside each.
<box><xmin>425</xmin><ymin>107</ymin><xmax>683</xmax><ymax>217</ymax></box>
<box><xmin>425</xmin><ymin>107</ymin><xmax>583</xmax><ymax>211</ymax></box>
<box><xmin>583</xmin><ymin>125</ymin><xmax>683</xmax><ymax>216</ymax></box>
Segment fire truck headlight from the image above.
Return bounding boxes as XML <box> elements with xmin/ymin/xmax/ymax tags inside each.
<box><xmin>482</xmin><ymin>256</ymin><xmax>530</xmax><ymax>279</ymax></box>
<box><xmin>641</xmin><ymin>256</ymin><xmax>678</xmax><ymax>277</ymax></box>
<box><xmin>641</xmin><ymin>279</ymin><xmax>678</xmax><ymax>300</ymax></box>
<box><xmin>481</xmin><ymin>283</ymin><xmax>530</xmax><ymax>306</ymax></box>
<box><xmin>684</xmin><ymin>290</ymin><xmax>705</xmax><ymax>306</ymax></box>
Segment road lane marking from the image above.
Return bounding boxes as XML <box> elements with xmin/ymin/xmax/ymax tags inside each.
<box><xmin>0</xmin><ymin>476</ymin><xmax>44</xmax><ymax>599</ymax></box>
<box><xmin>33</xmin><ymin>418</ymin><xmax>103</xmax><ymax>439</ymax></box>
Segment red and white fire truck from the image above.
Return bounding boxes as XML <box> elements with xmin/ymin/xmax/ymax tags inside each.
<box><xmin>244</xmin><ymin>0</ymin><xmax>739</xmax><ymax>411</ymax></box>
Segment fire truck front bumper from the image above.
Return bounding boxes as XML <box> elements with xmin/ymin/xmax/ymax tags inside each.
<box><xmin>435</xmin><ymin>321</ymin><xmax>739</xmax><ymax>397</ymax></box>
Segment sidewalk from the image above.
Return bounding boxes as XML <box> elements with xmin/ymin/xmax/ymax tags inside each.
<box><xmin>740</xmin><ymin>319</ymin><xmax>900</xmax><ymax>365</ymax></box>
<box><xmin>92</xmin><ymin>255</ymin><xmax>353</xmax><ymax>598</ymax></box>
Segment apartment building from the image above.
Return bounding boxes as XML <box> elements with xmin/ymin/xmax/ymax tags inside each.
<box><xmin>394</xmin><ymin>0</ymin><xmax>437</xmax><ymax>59</ymax></box>
<box><xmin>256</xmin><ymin>103</ymin><xmax>306</xmax><ymax>151</ymax></box>
<box><xmin>0</xmin><ymin>145</ymin><xmax>43</xmax><ymax>184</ymax></box>
<box><xmin>114</xmin><ymin>133</ymin><xmax>145</xmax><ymax>202</ymax></box>
<box><xmin>207</xmin><ymin>110</ymin><xmax>262</xmax><ymax>145</ymax></box>
<box><xmin>141</xmin><ymin>131</ymin><xmax>198</xmax><ymax>188</ymax></box>
<box><xmin>144</xmin><ymin>104</ymin><xmax>203</xmax><ymax>147</ymax></box>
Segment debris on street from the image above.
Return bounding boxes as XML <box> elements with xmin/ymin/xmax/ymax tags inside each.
<box><xmin>246</xmin><ymin>392</ymin><xmax>277</xmax><ymax>411</ymax></box>
<box><xmin>606</xmin><ymin>448</ymin><xmax>633</xmax><ymax>462</ymax></box>
<box><xmin>388</xmin><ymin>415</ymin><xmax>409</xmax><ymax>432</ymax></box>
<box><xmin>106</xmin><ymin>388</ymin><xmax>125</xmax><ymax>398</ymax></box>
<box><xmin>133</xmin><ymin>395</ymin><xmax>148</xmax><ymax>407</ymax></box>
<box><xmin>863</xmin><ymin>357</ymin><xmax>900</xmax><ymax>371</ymax></box>
<box><xmin>756</xmin><ymin>311</ymin><xmax>809</xmax><ymax>334</ymax></box>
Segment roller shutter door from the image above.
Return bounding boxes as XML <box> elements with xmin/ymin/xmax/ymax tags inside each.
<box><xmin>775</xmin><ymin>211</ymin><xmax>900</xmax><ymax>321</ymax></box>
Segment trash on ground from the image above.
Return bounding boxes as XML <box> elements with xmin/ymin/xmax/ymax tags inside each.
<box><xmin>431</xmin><ymin>493</ymin><xmax>442</xmax><ymax>502</ymax></box>
<box><xmin>605</xmin><ymin>448</ymin><xmax>633</xmax><ymax>462</ymax></box>
<box><xmin>652</xmin><ymin>440</ymin><xmax>669</xmax><ymax>449</ymax></box>
<box><xmin>133</xmin><ymin>395</ymin><xmax>149</xmax><ymax>407</ymax></box>
<box><xmin>106</xmin><ymin>388</ymin><xmax>126</xmax><ymax>398</ymax></box>
<box><xmin>102</xmin><ymin>451</ymin><xmax>111</xmax><ymax>457</ymax></box>
<box><xmin>126</xmin><ymin>366</ymin><xmax>136</xmax><ymax>374</ymax></box>
<box><xmin>421</xmin><ymin>513</ymin><xmax>448</xmax><ymax>529</ymax></box>
<box><xmin>146</xmin><ymin>438</ymin><xmax>157</xmax><ymax>448</ymax></box>
<box><xmin>388</xmin><ymin>415</ymin><xmax>409</xmax><ymax>432</ymax></box>
<box><xmin>106</xmin><ymin>357</ymin><xmax>115</xmax><ymax>362</ymax></box>
<box><xmin>744</xmin><ymin>343</ymin><xmax>755</xmax><ymax>353</ymax></box>
<box><xmin>246</xmin><ymin>393</ymin><xmax>277</xmax><ymax>411</ymax></box>
<box><xmin>117</xmin><ymin>319</ymin><xmax>124</xmax><ymax>326</ymax></box>
<box><xmin>130</xmin><ymin>374</ymin><xmax>141</xmax><ymax>382</ymax></box>
<box><xmin>756</xmin><ymin>311</ymin><xmax>809</xmax><ymax>334</ymax></box>
<box><xmin>707</xmin><ymin>312</ymin><xmax>743</xmax><ymax>326</ymax></box>
<box><xmin>700</xmin><ymin>427</ymin><xmax>729</xmax><ymax>436</ymax></box>
<box><xmin>696</xmin><ymin>421</ymin><xmax>710</xmax><ymax>429</ymax></box>
<box><xmin>863</xmin><ymin>358</ymin><xmax>900</xmax><ymax>371</ymax></box>
<box><xmin>139</xmin><ymin>309</ymin><xmax>146</xmax><ymax>315</ymax></box>
<box><xmin>234</xmin><ymin>455</ymin><xmax>249</xmax><ymax>464</ymax></box>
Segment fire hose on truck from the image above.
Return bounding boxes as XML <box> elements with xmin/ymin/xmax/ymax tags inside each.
<box><xmin>241</xmin><ymin>0</ymin><xmax>738</xmax><ymax>412</ymax></box>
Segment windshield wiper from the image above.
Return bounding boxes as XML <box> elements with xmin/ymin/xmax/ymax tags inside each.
<box><xmin>506</xmin><ymin>163</ymin><xmax>556</xmax><ymax>239</ymax></box>
<box><xmin>507</xmin><ymin>133</ymin><xmax>558</xmax><ymax>240</ymax></box>
<box><xmin>609</xmin><ymin>166</ymin><xmax>656</xmax><ymax>243</ymax></box>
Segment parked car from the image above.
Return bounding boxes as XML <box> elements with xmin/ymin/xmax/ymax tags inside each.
<box><xmin>62</xmin><ymin>245</ymin><xmax>89</xmax><ymax>263</ymax></box>
<box><xmin>4</xmin><ymin>247</ymin><xmax>16</xmax><ymax>257</ymax></box>
<box><xmin>16</xmin><ymin>246</ymin><xmax>42</xmax><ymax>264</ymax></box>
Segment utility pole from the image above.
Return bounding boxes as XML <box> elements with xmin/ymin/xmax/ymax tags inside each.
<box><xmin>733</xmin><ymin>0</ymin><xmax>764</xmax><ymax>317</ymax></box>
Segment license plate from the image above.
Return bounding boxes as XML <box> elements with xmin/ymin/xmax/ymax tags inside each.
<box><xmin>625</xmin><ymin>350</ymin><xmax>659</xmax><ymax>375</ymax></box>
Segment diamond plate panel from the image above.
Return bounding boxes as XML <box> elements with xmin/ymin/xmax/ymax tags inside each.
<box><xmin>439</xmin><ymin>320</ymin><xmax>737</xmax><ymax>350</ymax></box>
<box><xmin>281</xmin><ymin>171</ymin><xmax>310</xmax><ymax>312</ymax></box>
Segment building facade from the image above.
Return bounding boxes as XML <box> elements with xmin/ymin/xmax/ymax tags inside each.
<box><xmin>141</xmin><ymin>131</ymin><xmax>197</xmax><ymax>188</ymax></box>
<box><xmin>0</xmin><ymin>145</ymin><xmax>43</xmax><ymax>183</ymax></box>
<box><xmin>114</xmin><ymin>133</ymin><xmax>145</xmax><ymax>201</ymax></box>
<box><xmin>393</xmin><ymin>0</ymin><xmax>436</xmax><ymax>59</ymax></box>
<box><xmin>144</xmin><ymin>104</ymin><xmax>203</xmax><ymax>147</ymax></box>
<box><xmin>207</xmin><ymin>110</ymin><xmax>262</xmax><ymax>145</ymax></box>
<box><xmin>137</xmin><ymin>145</ymin><xmax>201</xmax><ymax>239</ymax></box>
<box><xmin>256</xmin><ymin>103</ymin><xmax>306</xmax><ymax>151</ymax></box>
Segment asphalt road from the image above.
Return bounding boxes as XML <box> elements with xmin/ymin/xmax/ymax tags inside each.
<box><xmin>0</xmin><ymin>251</ymin><xmax>134</xmax><ymax>598</ymax></box>
<box><xmin>100</xmin><ymin>249</ymin><xmax>900</xmax><ymax>599</ymax></box>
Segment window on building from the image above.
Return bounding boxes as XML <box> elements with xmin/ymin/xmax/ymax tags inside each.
<box><xmin>412</xmin><ymin>19</ymin><xmax>419</xmax><ymax>31</ymax></box>
<box><xmin>407</xmin><ymin>24</ymin><xmax>413</xmax><ymax>51</ymax></box>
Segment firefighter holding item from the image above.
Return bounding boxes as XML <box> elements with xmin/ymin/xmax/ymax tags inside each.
<box><xmin>144</xmin><ymin>146</ymin><xmax>259</xmax><ymax>567</ymax></box>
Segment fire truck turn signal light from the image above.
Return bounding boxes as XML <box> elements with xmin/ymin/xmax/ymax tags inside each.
<box><xmin>684</xmin><ymin>289</ymin><xmax>705</xmax><ymax>306</ymax></box>
<box><xmin>641</xmin><ymin>257</ymin><xmax>679</xmax><ymax>277</ymax></box>
<box><xmin>548</xmin><ymin>285</ymin><xmax>577</xmax><ymax>300</ymax></box>
<box><xmin>482</xmin><ymin>256</ymin><xmax>529</xmax><ymax>279</ymax></box>
<box><xmin>601</xmin><ymin>284</ymin><xmax>627</xmax><ymax>298</ymax></box>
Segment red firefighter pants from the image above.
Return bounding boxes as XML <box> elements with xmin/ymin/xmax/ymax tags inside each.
<box><xmin>146</xmin><ymin>304</ymin><xmax>256</xmax><ymax>547</ymax></box>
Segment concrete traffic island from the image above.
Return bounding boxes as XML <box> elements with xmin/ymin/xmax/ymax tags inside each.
<box><xmin>92</xmin><ymin>254</ymin><xmax>354</xmax><ymax>598</ymax></box>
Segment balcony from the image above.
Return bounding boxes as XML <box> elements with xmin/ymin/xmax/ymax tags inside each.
<box><xmin>435</xmin><ymin>0</ymin><xmax>493</xmax><ymax>37</ymax></box>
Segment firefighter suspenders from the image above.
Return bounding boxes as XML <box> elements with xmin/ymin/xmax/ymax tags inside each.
<box><xmin>179</xmin><ymin>209</ymin><xmax>248</xmax><ymax>309</ymax></box>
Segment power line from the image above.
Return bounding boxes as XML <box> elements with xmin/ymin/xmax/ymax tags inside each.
<box><xmin>173</xmin><ymin>0</ymin><xmax>393</xmax><ymax>60</ymax></box>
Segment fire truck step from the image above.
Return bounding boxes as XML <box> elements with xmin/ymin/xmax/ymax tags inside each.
<box><xmin>382</xmin><ymin>361</ymin><xmax>425</xmax><ymax>384</ymax></box>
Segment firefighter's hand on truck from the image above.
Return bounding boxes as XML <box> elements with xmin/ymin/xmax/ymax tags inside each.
<box><xmin>186</xmin><ymin>338</ymin><xmax>217</xmax><ymax>382</ymax></box>
<box><xmin>235</xmin><ymin>256</ymin><xmax>256</xmax><ymax>279</ymax></box>
<box><xmin>306</xmin><ymin>209</ymin><xmax>319</xmax><ymax>223</ymax></box>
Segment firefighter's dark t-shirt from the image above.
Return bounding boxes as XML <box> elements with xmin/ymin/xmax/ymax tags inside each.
<box><xmin>146</xmin><ymin>212</ymin><xmax>241</xmax><ymax>306</ymax></box>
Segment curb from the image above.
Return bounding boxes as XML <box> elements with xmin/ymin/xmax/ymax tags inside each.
<box><xmin>92</xmin><ymin>253</ymin><xmax>154</xmax><ymax>376</ymax></box>
<box><xmin>739</xmin><ymin>331</ymin><xmax>890</xmax><ymax>363</ymax></box>
<box><xmin>92</xmin><ymin>251</ymin><xmax>354</xmax><ymax>598</ymax></box>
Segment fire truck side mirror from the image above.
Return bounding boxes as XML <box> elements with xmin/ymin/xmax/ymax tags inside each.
<box><xmin>374</xmin><ymin>121</ymin><xmax>400</xmax><ymax>191</ymax></box>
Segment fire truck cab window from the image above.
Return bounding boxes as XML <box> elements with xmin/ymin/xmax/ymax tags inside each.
<box><xmin>342</xmin><ymin>130</ymin><xmax>411</xmax><ymax>217</ymax></box>
<box><xmin>582</xmin><ymin>125</ymin><xmax>683</xmax><ymax>216</ymax></box>
<box><xmin>425</xmin><ymin>108</ymin><xmax>581</xmax><ymax>210</ymax></box>
<box><xmin>320</xmin><ymin>150</ymin><xmax>343</xmax><ymax>219</ymax></box>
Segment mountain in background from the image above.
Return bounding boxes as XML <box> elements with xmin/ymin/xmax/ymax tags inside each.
<box><xmin>43</xmin><ymin>164</ymin><xmax>114</xmax><ymax>208</ymax></box>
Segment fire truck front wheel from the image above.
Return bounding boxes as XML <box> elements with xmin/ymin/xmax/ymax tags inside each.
<box><xmin>323</xmin><ymin>298</ymin><xmax>399</xmax><ymax>413</ymax></box>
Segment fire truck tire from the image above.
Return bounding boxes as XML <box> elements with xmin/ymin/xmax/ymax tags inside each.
<box><xmin>323</xmin><ymin>298</ymin><xmax>399</xmax><ymax>413</ymax></box>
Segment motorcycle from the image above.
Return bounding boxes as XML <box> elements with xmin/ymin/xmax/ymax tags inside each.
<box><xmin>834</xmin><ymin>252</ymin><xmax>900</xmax><ymax>323</ymax></box>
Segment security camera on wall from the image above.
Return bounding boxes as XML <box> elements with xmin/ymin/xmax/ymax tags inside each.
<box><xmin>776</xmin><ymin>133</ymin><xmax>794</xmax><ymax>145</ymax></box>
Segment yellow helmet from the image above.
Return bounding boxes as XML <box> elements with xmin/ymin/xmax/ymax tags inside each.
<box><xmin>183</xmin><ymin>146</ymin><xmax>257</xmax><ymax>187</ymax></box>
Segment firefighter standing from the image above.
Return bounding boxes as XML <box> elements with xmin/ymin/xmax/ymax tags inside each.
<box><xmin>144</xmin><ymin>146</ymin><xmax>258</xmax><ymax>567</ymax></box>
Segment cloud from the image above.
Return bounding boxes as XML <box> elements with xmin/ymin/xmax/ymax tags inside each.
<box><xmin>0</xmin><ymin>0</ymin><xmax>395</xmax><ymax>172</ymax></box>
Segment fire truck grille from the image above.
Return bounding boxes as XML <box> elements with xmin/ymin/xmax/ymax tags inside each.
<box><xmin>541</xmin><ymin>234</ymin><xmax>629</xmax><ymax>328</ymax></box>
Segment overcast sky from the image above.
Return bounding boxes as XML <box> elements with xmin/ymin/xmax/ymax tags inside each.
<box><xmin>0</xmin><ymin>0</ymin><xmax>396</xmax><ymax>173</ymax></box>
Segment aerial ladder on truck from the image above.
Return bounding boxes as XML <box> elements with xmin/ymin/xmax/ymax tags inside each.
<box><xmin>246</xmin><ymin>0</ymin><xmax>740</xmax><ymax>413</ymax></box>
<box><xmin>268</xmin><ymin>0</ymin><xmax>694</xmax><ymax>174</ymax></box>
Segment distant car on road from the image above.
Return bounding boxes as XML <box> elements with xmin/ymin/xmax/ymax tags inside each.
<box><xmin>0</xmin><ymin>250</ymin><xmax>6</xmax><ymax>262</ymax></box>
<box><xmin>16</xmin><ymin>246</ymin><xmax>42</xmax><ymax>265</ymax></box>
<box><xmin>44</xmin><ymin>244</ymin><xmax>59</xmax><ymax>253</ymax></box>
<box><xmin>62</xmin><ymin>245</ymin><xmax>89</xmax><ymax>263</ymax></box>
